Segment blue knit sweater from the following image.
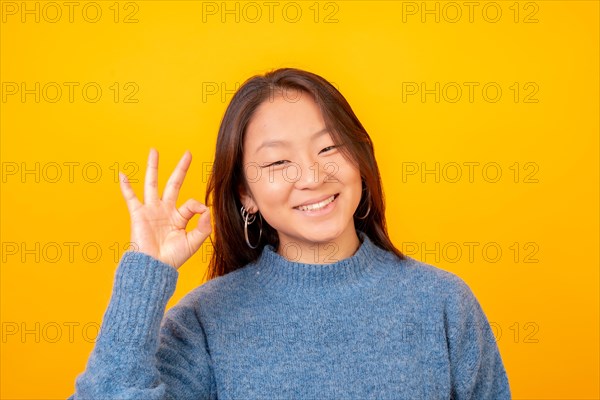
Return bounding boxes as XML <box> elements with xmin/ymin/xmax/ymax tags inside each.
<box><xmin>69</xmin><ymin>230</ymin><xmax>511</xmax><ymax>399</ymax></box>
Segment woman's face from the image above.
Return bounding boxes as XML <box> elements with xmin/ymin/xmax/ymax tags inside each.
<box><xmin>240</xmin><ymin>89</ymin><xmax>362</xmax><ymax>252</ymax></box>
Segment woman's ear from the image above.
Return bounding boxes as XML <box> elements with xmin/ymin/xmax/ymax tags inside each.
<box><xmin>238</xmin><ymin>184</ymin><xmax>258</xmax><ymax>213</ymax></box>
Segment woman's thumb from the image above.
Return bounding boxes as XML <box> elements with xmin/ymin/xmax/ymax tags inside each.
<box><xmin>186</xmin><ymin>207</ymin><xmax>212</xmax><ymax>253</ymax></box>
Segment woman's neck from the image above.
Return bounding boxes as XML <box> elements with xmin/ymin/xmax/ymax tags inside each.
<box><xmin>276</xmin><ymin>228</ymin><xmax>362</xmax><ymax>265</ymax></box>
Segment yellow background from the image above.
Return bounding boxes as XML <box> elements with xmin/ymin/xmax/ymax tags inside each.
<box><xmin>1</xmin><ymin>1</ymin><xmax>598</xmax><ymax>398</ymax></box>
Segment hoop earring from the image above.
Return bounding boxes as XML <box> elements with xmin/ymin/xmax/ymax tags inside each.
<box><xmin>240</xmin><ymin>205</ymin><xmax>263</xmax><ymax>249</ymax></box>
<box><xmin>355</xmin><ymin>184</ymin><xmax>371</xmax><ymax>220</ymax></box>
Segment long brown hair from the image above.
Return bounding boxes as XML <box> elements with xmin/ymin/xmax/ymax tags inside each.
<box><xmin>204</xmin><ymin>67</ymin><xmax>405</xmax><ymax>280</ymax></box>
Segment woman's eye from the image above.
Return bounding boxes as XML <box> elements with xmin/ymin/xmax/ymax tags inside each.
<box><xmin>263</xmin><ymin>160</ymin><xmax>287</xmax><ymax>167</ymax></box>
<box><xmin>262</xmin><ymin>147</ymin><xmax>337</xmax><ymax>168</ymax></box>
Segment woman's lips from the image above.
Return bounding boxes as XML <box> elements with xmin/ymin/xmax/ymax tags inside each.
<box><xmin>294</xmin><ymin>193</ymin><xmax>339</xmax><ymax>209</ymax></box>
<box><xmin>293</xmin><ymin>193</ymin><xmax>339</xmax><ymax>215</ymax></box>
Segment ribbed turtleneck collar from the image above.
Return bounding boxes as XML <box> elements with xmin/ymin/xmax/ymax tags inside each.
<box><xmin>248</xmin><ymin>230</ymin><xmax>394</xmax><ymax>293</ymax></box>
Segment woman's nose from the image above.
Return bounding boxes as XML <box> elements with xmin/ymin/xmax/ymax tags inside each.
<box><xmin>291</xmin><ymin>160</ymin><xmax>328</xmax><ymax>189</ymax></box>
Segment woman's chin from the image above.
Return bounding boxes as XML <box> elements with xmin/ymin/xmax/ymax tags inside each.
<box><xmin>296</xmin><ymin>226</ymin><xmax>347</xmax><ymax>245</ymax></box>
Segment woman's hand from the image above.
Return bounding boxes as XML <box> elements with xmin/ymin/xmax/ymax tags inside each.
<box><xmin>118</xmin><ymin>148</ymin><xmax>212</xmax><ymax>270</ymax></box>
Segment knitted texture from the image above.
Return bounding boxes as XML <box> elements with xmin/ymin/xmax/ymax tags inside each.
<box><xmin>69</xmin><ymin>230</ymin><xmax>511</xmax><ymax>399</ymax></box>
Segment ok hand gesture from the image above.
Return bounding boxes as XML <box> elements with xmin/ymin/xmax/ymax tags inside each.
<box><xmin>118</xmin><ymin>148</ymin><xmax>212</xmax><ymax>270</ymax></box>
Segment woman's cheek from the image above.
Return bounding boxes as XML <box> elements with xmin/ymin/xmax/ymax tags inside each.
<box><xmin>257</xmin><ymin>173</ymin><xmax>289</xmax><ymax>197</ymax></box>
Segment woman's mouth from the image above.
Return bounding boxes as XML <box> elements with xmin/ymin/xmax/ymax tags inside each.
<box><xmin>293</xmin><ymin>193</ymin><xmax>339</xmax><ymax>215</ymax></box>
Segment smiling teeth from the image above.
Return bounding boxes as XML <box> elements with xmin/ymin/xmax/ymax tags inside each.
<box><xmin>296</xmin><ymin>195</ymin><xmax>336</xmax><ymax>211</ymax></box>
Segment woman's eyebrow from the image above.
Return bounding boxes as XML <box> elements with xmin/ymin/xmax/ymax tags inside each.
<box><xmin>254</xmin><ymin>128</ymin><xmax>329</xmax><ymax>154</ymax></box>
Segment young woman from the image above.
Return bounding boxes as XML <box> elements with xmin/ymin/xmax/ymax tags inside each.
<box><xmin>69</xmin><ymin>68</ymin><xmax>511</xmax><ymax>399</ymax></box>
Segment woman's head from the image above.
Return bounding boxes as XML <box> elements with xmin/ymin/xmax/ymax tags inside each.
<box><xmin>240</xmin><ymin>88</ymin><xmax>364</xmax><ymax>259</ymax></box>
<box><xmin>205</xmin><ymin>67</ymin><xmax>405</xmax><ymax>279</ymax></box>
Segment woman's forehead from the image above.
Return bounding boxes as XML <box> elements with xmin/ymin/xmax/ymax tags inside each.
<box><xmin>244</xmin><ymin>97</ymin><xmax>327</xmax><ymax>149</ymax></box>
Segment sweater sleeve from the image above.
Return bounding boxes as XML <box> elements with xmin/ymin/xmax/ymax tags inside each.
<box><xmin>444</xmin><ymin>277</ymin><xmax>512</xmax><ymax>400</ymax></box>
<box><xmin>67</xmin><ymin>251</ymin><xmax>217</xmax><ymax>400</ymax></box>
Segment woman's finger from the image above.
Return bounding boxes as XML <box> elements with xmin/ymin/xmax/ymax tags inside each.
<box><xmin>177</xmin><ymin>198</ymin><xmax>208</xmax><ymax>223</ymax></box>
<box><xmin>144</xmin><ymin>148</ymin><xmax>160</xmax><ymax>205</ymax></box>
<box><xmin>118</xmin><ymin>171</ymin><xmax>142</xmax><ymax>214</ymax></box>
<box><xmin>162</xmin><ymin>150</ymin><xmax>192</xmax><ymax>205</ymax></box>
